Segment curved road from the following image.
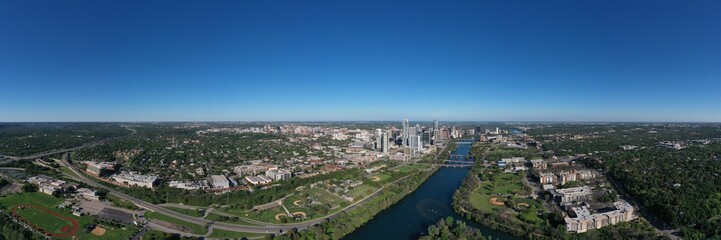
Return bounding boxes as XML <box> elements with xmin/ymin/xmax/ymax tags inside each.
<box><xmin>59</xmin><ymin>156</ymin><xmax>421</xmax><ymax>235</ymax></box>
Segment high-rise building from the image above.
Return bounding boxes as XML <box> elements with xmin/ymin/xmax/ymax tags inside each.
<box><xmin>432</xmin><ymin>129</ymin><xmax>440</xmax><ymax>145</ymax></box>
<box><xmin>475</xmin><ymin>125</ymin><xmax>481</xmax><ymax>134</ymax></box>
<box><xmin>375</xmin><ymin>129</ymin><xmax>382</xmax><ymax>150</ymax></box>
<box><xmin>409</xmin><ymin>135</ymin><xmax>422</xmax><ymax>151</ymax></box>
<box><xmin>402</xmin><ymin>118</ymin><xmax>409</xmax><ymax>146</ymax></box>
<box><xmin>422</xmin><ymin>131</ymin><xmax>431</xmax><ymax>145</ymax></box>
<box><xmin>381</xmin><ymin>132</ymin><xmax>389</xmax><ymax>153</ymax></box>
<box><xmin>433</xmin><ymin>119</ymin><xmax>439</xmax><ymax>131</ymax></box>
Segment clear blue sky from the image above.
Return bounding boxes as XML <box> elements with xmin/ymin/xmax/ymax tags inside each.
<box><xmin>1</xmin><ymin>0</ymin><xmax>720</xmax><ymax>122</ymax></box>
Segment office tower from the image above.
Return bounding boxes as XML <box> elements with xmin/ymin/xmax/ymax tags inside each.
<box><xmin>415</xmin><ymin>124</ymin><xmax>421</xmax><ymax>135</ymax></box>
<box><xmin>381</xmin><ymin>132</ymin><xmax>389</xmax><ymax>153</ymax></box>
<box><xmin>433</xmin><ymin>119</ymin><xmax>439</xmax><ymax>131</ymax></box>
<box><xmin>475</xmin><ymin>125</ymin><xmax>481</xmax><ymax>134</ymax></box>
<box><xmin>422</xmin><ymin>131</ymin><xmax>431</xmax><ymax>145</ymax></box>
<box><xmin>432</xmin><ymin>129</ymin><xmax>440</xmax><ymax>145</ymax></box>
<box><xmin>375</xmin><ymin>128</ymin><xmax>382</xmax><ymax>150</ymax></box>
<box><xmin>402</xmin><ymin>118</ymin><xmax>409</xmax><ymax>146</ymax></box>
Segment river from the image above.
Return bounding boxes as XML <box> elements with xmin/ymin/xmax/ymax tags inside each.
<box><xmin>343</xmin><ymin>142</ymin><xmax>520</xmax><ymax>240</ymax></box>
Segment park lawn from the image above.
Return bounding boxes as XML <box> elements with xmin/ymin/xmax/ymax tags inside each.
<box><xmin>284</xmin><ymin>202</ymin><xmax>321</xmax><ymax>220</ymax></box>
<box><xmin>15</xmin><ymin>207</ymin><xmax>72</xmax><ymax>233</ymax></box>
<box><xmin>209</xmin><ymin>228</ymin><xmax>267</xmax><ymax>239</ymax></box>
<box><xmin>0</xmin><ymin>192</ymin><xmax>63</xmax><ymax>208</ymax></box>
<box><xmin>305</xmin><ymin>188</ymin><xmax>345</xmax><ymax>208</ymax></box>
<box><xmin>395</xmin><ymin>164</ymin><xmax>428</xmax><ymax>173</ymax></box>
<box><xmin>107</xmin><ymin>194</ymin><xmax>138</xmax><ymax>210</ymax></box>
<box><xmin>347</xmin><ymin>185</ymin><xmax>378</xmax><ymax>200</ymax></box>
<box><xmin>514</xmin><ymin>198</ymin><xmax>542</xmax><ymax>208</ymax></box>
<box><xmin>205</xmin><ymin>212</ymin><xmax>260</xmax><ymax>225</ymax></box>
<box><xmin>166</xmin><ymin>206</ymin><xmax>205</xmax><ymax>217</ymax></box>
<box><xmin>145</xmin><ymin>211</ymin><xmax>208</xmax><ymax>235</ymax></box>
<box><xmin>369</xmin><ymin>173</ymin><xmax>391</xmax><ymax>183</ymax></box>
<box><xmin>246</xmin><ymin>206</ymin><xmax>287</xmax><ymax>223</ymax></box>
<box><xmin>469</xmin><ymin>192</ymin><xmax>504</xmax><ymax>211</ymax></box>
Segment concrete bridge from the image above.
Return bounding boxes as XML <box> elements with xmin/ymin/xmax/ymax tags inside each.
<box><xmin>443</xmin><ymin>160</ymin><xmax>474</xmax><ymax>164</ymax></box>
<box><xmin>434</xmin><ymin>164</ymin><xmax>473</xmax><ymax>168</ymax></box>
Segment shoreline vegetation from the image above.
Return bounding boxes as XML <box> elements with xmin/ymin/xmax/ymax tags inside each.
<box><xmin>451</xmin><ymin>143</ymin><xmax>662</xmax><ymax>240</ymax></box>
<box><xmin>267</xmin><ymin>165</ymin><xmax>439</xmax><ymax>239</ymax></box>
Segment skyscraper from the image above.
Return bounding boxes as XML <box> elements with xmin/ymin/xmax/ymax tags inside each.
<box><xmin>402</xmin><ymin>118</ymin><xmax>409</xmax><ymax>146</ymax></box>
<box><xmin>375</xmin><ymin>128</ymin><xmax>382</xmax><ymax>150</ymax></box>
<box><xmin>433</xmin><ymin>119</ymin><xmax>439</xmax><ymax>131</ymax></box>
<box><xmin>381</xmin><ymin>132</ymin><xmax>389</xmax><ymax>153</ymax></box>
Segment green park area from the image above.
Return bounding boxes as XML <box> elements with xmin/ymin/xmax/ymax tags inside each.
<box><xmin>208</xmin><ymin>228</ymin><xmax>267</xmax><ymax>239</ymax></box>
<box><xmin>469</xmin><ymin>172</ymin><xmax>529</xmax><ymax>211</ymax></box>
<box><xmin>347</xmin><ymin>185</ymin><xmax>378</xmax><ymax>199</ymax></box>
<box><xmin>394</xmin><ymin>164</ymin><xmax>429</xmax><ymax>173</ymax></box>
<box><xmin>0</xmin><ymin>192</ymin><xmax>137</xmax><ymax>239</ymax></box>
<box><xmin>166</xmin><ymin>206</ymin><xmax>205</xmax><ymax>217</ymax></box>
<box><xmin>368</xmin><ymin>173</ymin><xmax>391</xmax><ymax>183</ymax></box>
<box><xmin>145</xmin><ymin>211</ymin><xmax>208</xmax><ymax>235</ymax></box>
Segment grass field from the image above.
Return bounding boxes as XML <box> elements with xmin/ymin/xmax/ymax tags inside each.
<box><xmin>0</xmin><ymin>193</ymin><xmax>137</xmax><ymax>239</ymax></box>
<box><xmin>347</xmin><ymin>185</ymin><xmax>378</xmax><ymax>200</ymax></box>
<box><xmin>369</xmin><ymin>173</ymin><xmax>391</xmax><ymax>182</ymax></box>
<box><xmin>107</xmin><ymin>194</ymin><xmax>138</xmax><ymax>210</ymax></box>
<box><xmin>15</xmin><ymin>206</ymin><xmax>74</xmax><ymax>234</ymax></box>
<box><xmin>470</xmin><ymin>192</ymin><xmax>504</xmax><ymax>211</ymax></box>
<box><xmin>145</xmin><ymin>211</ymin><xmax>208</xmax><ymax>235</ymax></box>
<box><xmin>305</xmin><ymin>188</ymin><xmax>345</xmax><ymax>208</ymax></box>
<box><xmin>205</xmin><ymin>212</ymin><xmax>259</xmax><ymax>225</ymax></box>
<box><xmin>208</xmin><ymin>228</ymin><xmax>267</xmax><ymax>239</ymax></box>
<box><xmin>0</xmin><ymin>192</ymin><xmax>62</xmax><ymax>208</ymax></box>
<box><xmin>167</xmin><ymin>206</ymin><xmax>205</xmax><ymax>217</ymax></box>
<box><xmin>245</xmin><ymin>206</ymin><xmax>287</xmax><ymax>223</ymax></box>
<box><xmin>78</xmin><ymin>225</ymin><xmax>138</xmax><ymax>240</ymax></box>
<box><xmin>395</xmin><ymin>164</ymin><xmax>428</xmax><ymax>173</ymax></box>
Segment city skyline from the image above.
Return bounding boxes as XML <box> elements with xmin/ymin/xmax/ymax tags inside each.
<box><xmin>2</xmin><ymin>0</ymin><xmax>721</xmax><ymax>122</ymax></box>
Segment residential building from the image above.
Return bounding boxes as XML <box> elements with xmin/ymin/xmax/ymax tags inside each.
<box><xmin>565</xmin><ymin>200</ymin><xmax>635</xmax><ymax>233</ymax></box>
<box><xmin>530</xmin><ymin>159</ymin><xmax>547</xmax><ymax>169</ymax></box>
<box><xmin>554</xmin><ymin>186</ymin><xmax>592</xmax><ymax>204</ymax></box>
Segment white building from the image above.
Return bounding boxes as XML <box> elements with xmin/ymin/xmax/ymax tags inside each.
<box><xmin>265</xmin><ymin>169</ymin><xmax>292</xmax><ymax>181</ymax></box>
<box><xmin>565</xmin><ymin>200</ymin><xmax>635</xmax><ymax>233</ymax></box>
<box><xmin>210</xmin><ymin>175</ymin><xmax>230</xmax><ymax>189</ymax></box>
<box><xmin>112</xmin><ymin>172</ymin><xmax>159</xmax><ymax>189</ymax></box>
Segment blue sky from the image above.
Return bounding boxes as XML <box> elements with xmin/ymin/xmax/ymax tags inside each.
<box><xmin>1</xmin><ymin>0</ymin><xmax>720</xmax><ymax>122</ymax></box>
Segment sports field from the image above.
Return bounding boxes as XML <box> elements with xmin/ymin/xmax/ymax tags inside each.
<box><xmin>12</xmin><ymin>204</ymin><xmax>79</xmax><ymax>237</ymax></box>
<box><xmin>0</xmin><ymin>193</ymin><xmax>137</xmax><ymax>239</ymax></box>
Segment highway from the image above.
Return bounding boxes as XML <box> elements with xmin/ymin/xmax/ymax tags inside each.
<box><xmin>57</xmin><ymin>154</ymin><xmax>421</xmax><ymax>235</ymax></box>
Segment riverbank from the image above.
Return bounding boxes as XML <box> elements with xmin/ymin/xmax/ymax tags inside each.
<box><xmin>272</xmin><ymin>164</ymin><xmax>441</xmax><ymax>239</ymax></box>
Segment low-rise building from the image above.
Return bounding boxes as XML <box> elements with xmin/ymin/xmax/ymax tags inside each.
<box><xmin>265</xmin><ymin>169</ymin><xmax>292</xmax><ymax>181</ymax></box>
<box><xmin>210</xmin><ymin>175</ymin><xmax>230</xmax><ymax>189</ymax></box>
<box><xmin>245</xmin><ymin>175</ymin><xmax>272</xmax><ymax>185</ymax></box>
<box><xmin>565</xmin><ymin>200</ymin><xmax>635</xmax><ymax>233</ymax></box>
<box><xmin>169</xmin><ymin>180</ymin><xmax>209</xmax><ymax>190</ymax></box>
<box><xmin>554</xmin><ymin>186</ymin><xmax>592</xmax><ymax>204</ymax></box>
<box><xmin>86</xmin><ymin>162</ymin><xmax>116</xmax><ymax>176</ymax></box>
<box><xmin>540</xmin><ymin>172</ymin><xmax>555</xmax><ymax>184</ymax></box>
<box><xmin>112</xmin><ymin>172</ymin><xmax>159</xmax><ymax>189</ymax></box>
<box><xmin>530</xmin><ymin>159</ymin><xmax>547</xmax><ymax>169</ymax></box>
<box><xmin>76</xmin><ymin>188</ymin><xmax>99</xmax><ymax>200</ymax></box>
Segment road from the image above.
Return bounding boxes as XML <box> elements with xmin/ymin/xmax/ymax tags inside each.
<box><xmin>0</xmin><ymin>140</ymin><xmax>108</xmax><ymax>164</ymax></box>
<box><xmin>57</xmin><ymin>154</ymin><xmax>423</xmax><ymax>235</ymax></box>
